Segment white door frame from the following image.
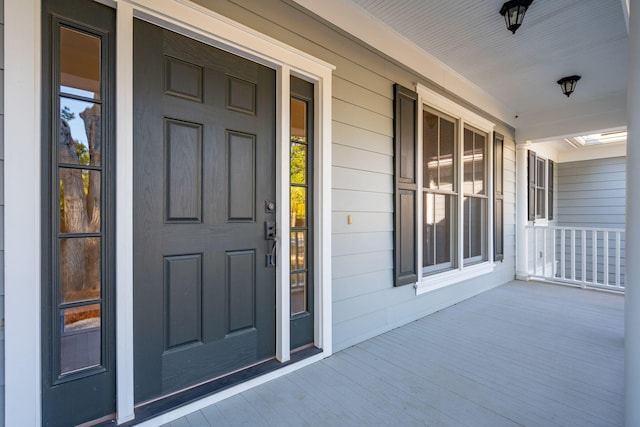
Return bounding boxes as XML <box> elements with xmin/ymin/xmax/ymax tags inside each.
<box><xmin>5</xmin><ymin>0</ymin><xmax>334</xmax><ymax>425</ymax></box>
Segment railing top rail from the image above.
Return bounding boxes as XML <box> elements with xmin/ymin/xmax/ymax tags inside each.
<box><xmin>526</xmin><ymin>224</ymin><xmax>625</xmax><ymax>233</ymax></box>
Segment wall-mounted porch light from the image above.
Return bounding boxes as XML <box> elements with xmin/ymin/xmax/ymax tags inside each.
<box><xmin>499</xmin><ymin>0</ymin><xmax>533</xmax><ymax>34</ymax></box>
<box><xmin>557</xmin><ymin>75</ymin><xmax>581</xmax><ymax>97</ymax></box>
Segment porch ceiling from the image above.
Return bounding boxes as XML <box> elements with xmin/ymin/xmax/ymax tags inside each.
<box><xmin>292</xmin><ymin>0</ymin><xmax>629</xmax><ymax>142</ymax></box>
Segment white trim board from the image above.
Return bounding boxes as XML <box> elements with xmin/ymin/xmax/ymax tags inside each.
<box><xmin>5</xmin><ymin>0</ymin><xmax>42</xmax><ymax>425</ymax></box>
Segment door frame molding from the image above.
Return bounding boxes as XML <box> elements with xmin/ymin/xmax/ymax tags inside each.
<box><xmin>5</xmin><ymin>0</ymin><xmax>334</xmax><ymax>425</ymax></box>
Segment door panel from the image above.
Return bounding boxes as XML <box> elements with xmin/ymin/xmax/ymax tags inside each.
<box><xmin>133</xmin><ymin>19</ymin><xmax>276</xmax><ymax>403</ymax></box>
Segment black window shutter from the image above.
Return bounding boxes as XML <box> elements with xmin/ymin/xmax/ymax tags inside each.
<box><xmin>394</xmin><ymin>84</ymin><xmax>418</xmax><ymax>286</ymax></box>
<box><xmin>528</xmin><ymin>150</ymin><xmax>536</xmax><ymax>221</ymax></box>
<box><xmin>494</xmin><ymin>133</ymin><xmax>504</xmax><ymax>261</ymax></box>
<box><xmin>548</xmin><ymin>160</ymin><xmax>554</xmax><ymax>220</ymax></box>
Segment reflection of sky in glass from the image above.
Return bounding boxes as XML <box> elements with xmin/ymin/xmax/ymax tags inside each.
<box><xmin>60</xmin><ymin>96</ymin><xmax>96</xmax><ymax>151</ymax></box>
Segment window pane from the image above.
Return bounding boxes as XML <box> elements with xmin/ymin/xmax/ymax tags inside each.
<box><xmin>423</xmin><ymin>193</ymin><xmax>435</xmax><ymax>267</ymax></box>
<box><xmin>439</xmin><ymin>118</ymin><xmax>455</xmax><ymax>191</ymax></box>
<box><xmin>60</xmin><ymin>98</ymin><xmax>101</xmax><ymax>166</ymax></box>
<box><xmin>463</xmin><ymin>128</ymin><xmax>474</xmax><ymax>194</ymax></box>
<box><xmin>290</xmin><ymin>143</ymin><xmax>307</xmax><ymax>184</ymax></box>
<box><xmin>434</xmin><ymin>194</ymin><xmax>452</xmax><ymax>265</ymax></box>
<box><xmin>60</xmin><ymin>27</ymin><xmax>101</xmax><ymax>99</ymax></box>
<box><xmin>424</xmin><ymin>193</ymin><xmax>454</xmax><ymax>268</ymax></box>
<box><xmin>474</xmin><ymin>133</ymin><xmax>485</xmax><ymax>195</ymax></box>
<box><xmin>60</xmin><ymin>169</ymin><xmax>101</xmax><ymax>233</ymax></box>
<box><xmin>291</xmin><ymin>98</ymin><xmax>307</xmax><ymax>142</ymax></box>
<box><xmin>290</xmin><ymin>186</ymin><xmax>306</xmax><ymax>227</ymax></box>
<box><xmin>290</xmin><ymin>231</ymin><xmax>306</xmax><ymax>271</ymax></box>
<box><xmin>464</xmin><ymin>197</ymin><xmax>486</xmax><ymax>262</ymax></box>
<box><xmin>59</xmin><ymin>237</ymin><xmax>101</xmax><ymax>303</ymax></box>
<box><xmin>60</xmin><ymin>304</ymin><xmax>101</xmax><ymax>374</ymax></box>
<box><xmin>536</xmin><ymin>188</ymin><xmax>545</xmax><ymax>217</ymax></box>
<box><xmin>423</xmin><ymin>111</ymin><xmax>438</xmax><ymax>189</ymax></box>
<box><xmin>470</xmin><ymin>198</ymin><xmax>484</xmax><ymax>258</ymax></box>
<box><xmin>290</xmin><ymin>272</ymin><xmax>306</xmax><ymax>315</ymax></box>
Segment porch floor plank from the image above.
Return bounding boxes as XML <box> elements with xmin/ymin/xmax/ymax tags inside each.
<box><xmin>161</xmin><ymin>281</ymin><xmax>624</xmax><ymax>427</ymax></box>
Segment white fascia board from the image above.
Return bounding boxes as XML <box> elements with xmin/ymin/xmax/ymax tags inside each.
<box><xmin>291</xmin><ymin>0</ymin><xmax>515</xmax><ymax>127</ymax></box>
<box><xmin>557</xmin><ymin>143</ymin><xmax>626</xmax><ymax>163</ymax></box>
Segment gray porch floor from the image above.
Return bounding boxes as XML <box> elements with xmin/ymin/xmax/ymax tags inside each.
<box><xmin>161</xmin><ymin>281</ymin><xmax>624</xmax><ymax>427</ymax></box>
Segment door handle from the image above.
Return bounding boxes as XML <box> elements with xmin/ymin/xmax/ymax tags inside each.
<box><xmin>265</xmin><ymin>221</ymin><xmax>277</xmax><ymax>240</ymax></box>
<box><xmin>265</xmin><ymin>221</ymin><xmax>277</xmax><ymax>267</ymax></box>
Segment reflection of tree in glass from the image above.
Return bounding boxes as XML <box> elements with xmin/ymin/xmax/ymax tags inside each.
<box><xmin>59</xmin><ymin>105</ymin><xmax>101</xmax><ymax>303</ymax></box>
<box><xmin>290</xmin><ymin>142</ymin><xmax>306</xmax><ymax>226</ymax></box>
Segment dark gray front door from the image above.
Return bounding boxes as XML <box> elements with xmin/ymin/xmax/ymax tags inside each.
<box><xmin>133</xmin><ymin>19</ymin><xmax>277</xmax><ymax>403</ymax></box>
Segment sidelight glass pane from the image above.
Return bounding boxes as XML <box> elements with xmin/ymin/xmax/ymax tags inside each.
<box><xmin>59</xmin><ymin>169</ymin><xmax>101</xmax><ymax>233</ymax></box>
<box><xmin>60</xmin><ymin>27</ymin><xmax>101</xmax><ymax>99</ymax></box>
<box><xmin>290</xmin><ymin>143</ymin><xmax>307</xmax><ymax>184</ymax></box>
<box><xmin>290</xmin><ymin>273</ymin><xmax>306</xmax><ymax>315</ymax></box>
<box><xmin>59</xmin><ymin>237</ymin><xmax>101</xmax><ymax>303</ymax></box>
<box><xmin>290</xmin><ymin>186</ymin><xmax>306</xmax><ymax>227</ymax></box>
<box><xmin>59</xmin><ymin>99</ymin><xmax>101</xmax><ymax>166</ymax></box>
<box><xmin>291</xmin><ymin>99</ymin><xmax>307</xmax><ymax>142</ymax></box>
<box><xmin>290</xmin><ymin>231</ymin><xmax>307</xmax><ymax>271</ymax></box>
<box><xmin>60</xmin><ymin>304</ymin><xmax>101</xmax><ymax>374</ymax></box>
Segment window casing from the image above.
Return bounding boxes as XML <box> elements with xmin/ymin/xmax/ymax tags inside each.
<box><xmin>415</xmin><ymin>84</ymin><xmax>495</xmax><ymax>288</ymax></box>
<box><xmin>528</xmin><ymin>150</ymin><xmax>554</xmax><ymax>221</ymax></box>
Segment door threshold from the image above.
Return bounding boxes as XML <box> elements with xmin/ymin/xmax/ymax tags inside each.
<box><xmin>110</xmin><ymin>346</ymin><xmax>322</xmax><ymax>426</ymax></box>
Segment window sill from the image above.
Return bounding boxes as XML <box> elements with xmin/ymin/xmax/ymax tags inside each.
<box><xmin>414</xmin><ymin>262</ymin><xmax>495</xmax><ymax>296</ymax></box>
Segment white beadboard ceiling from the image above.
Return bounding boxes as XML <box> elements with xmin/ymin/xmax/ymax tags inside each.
<box><xmin>295</xmin><ymin>0</ymin><xmax>629</xmax><ymax>140</ymax></box>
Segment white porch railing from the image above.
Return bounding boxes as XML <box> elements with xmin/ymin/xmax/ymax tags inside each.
<box><xmin>526</xmin><ymin>225</ymin><xmax>625</xmax><ymax>292</ymax></box>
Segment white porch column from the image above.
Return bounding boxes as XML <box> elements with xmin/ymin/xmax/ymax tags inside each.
<box><xmin>624</xmin><ymin>0</ymin><xmax>640</xmax><ymax>426</ymax></box>
<box><xmin>515</xmin><ymin>143</ymin><xmax>530</xmax><ymax>280</ymax></box>
<box><xmin>626</xmin><ymin>0</ymin><xmax>640</xmax><ymax>425</ymax></box>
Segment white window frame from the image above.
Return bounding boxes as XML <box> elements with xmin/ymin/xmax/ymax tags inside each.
<box><xmin>5</xmin><ymin>1</ymin><xmax>334</xmax><ymax>425</ymax></box>
<box><xmin>415</xmin><ymin>84</ymin><xmax>495</xmax><ymax>295</ymax></box>
<box><xmin>530</xmin><ymin>153</ymin><xmax>553</xmax><ymax>223</ymax></box>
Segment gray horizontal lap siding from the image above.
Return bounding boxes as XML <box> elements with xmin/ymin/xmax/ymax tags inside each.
<box><xmin>184</xmin><ymin>0</ymin><xmax>517</xmax><ymax>352</ymax></box>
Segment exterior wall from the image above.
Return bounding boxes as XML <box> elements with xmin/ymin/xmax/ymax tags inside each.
<box><xmin>0</xmin><ymin>0</ymin><xmax>5</xmax><ymax>423</ymax></box>
<box><xmin>557</xmin><ymin>157</ymin><xmax>626</xmax><ymax>228</ymax></box>
<box><xmin>194</xmin><ymin>0</ymin><xmax>517</xmax><ymax>351</ymax></box>
<box><xmin>556</xmin><ymin>157</ymin><xmax>626</xmax><ymax>284</ymax></box>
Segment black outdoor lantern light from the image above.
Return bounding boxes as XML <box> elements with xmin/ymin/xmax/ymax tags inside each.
<box><xmin>499</xmin><ymin>0</ymin><xmax>533</xmax><ymax>34</ymax></box>
<box><xmin>557</xmin><ymin>75</ymin><xmax>581</xmax><ymax>97</ymax></box>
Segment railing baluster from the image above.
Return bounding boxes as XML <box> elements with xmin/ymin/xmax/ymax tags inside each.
<box><xmin>616</xmin><ymin>231</ymin><xmax>621</xmax><ymax>288</ymax></box>
<box><xmin>581</xmin><ymin>230</ymin><xmax>587</xmax><ymax>288</ymax></box>
<box><xmin>552</xmin><ymin>228</ymin><xmax>557</xmax><ymax>279</ymax></box>
<box><xmin>592</xmin><ymin>230</ymin><xmax>597</xmax><ymax>285</ymax></box>
<box><xmin>561</xmin><ymin>228</ymin><xmax>566</xmax><ymax>280</ymax></box>
<box><xmin>533</xmin><ymin>227</ymin><xmax>538</xmax><ymax>276</ymax></box>
<box><xmin>542</xmin><ymin>227</ymin><xmax>547</xmax><ymax>277</ymax></box>
<box><xmin>604</xmin><ymin>231</ymin><xmax>609</xmax><ymax>286</ymax></box>
<box><xmin>571</xmin><ymin>229</ymin><xmax>576</xmax><ymax>282</ymax></box>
